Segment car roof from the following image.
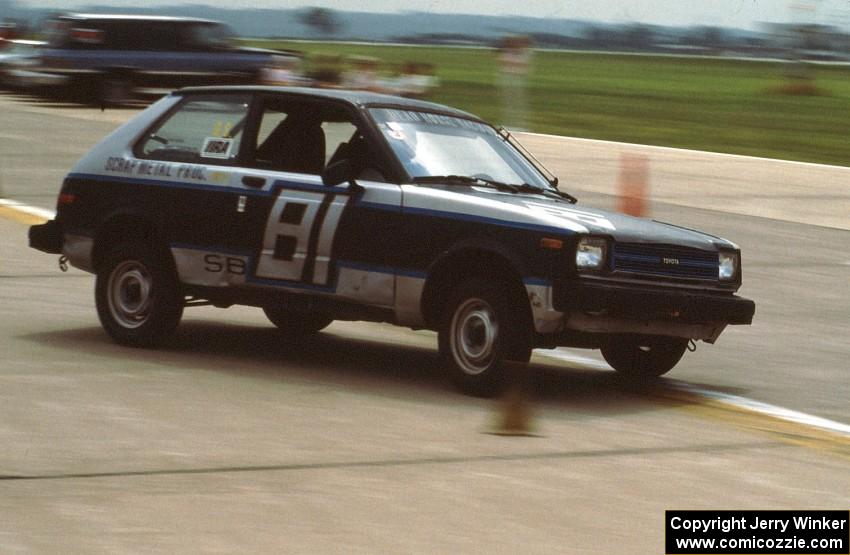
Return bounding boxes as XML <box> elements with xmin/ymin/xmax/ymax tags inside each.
<box><xmin>58</xmin><ymin>13</ymin><xmax>221</xmax><ymax>24</ymax></box>
<box><xmin>175</xmin><ymin>86</ymin><xmax>483</xmax><ymax>121</ymax></box>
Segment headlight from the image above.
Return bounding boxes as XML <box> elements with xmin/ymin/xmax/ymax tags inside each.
<box><xmin>718</xmin><ymin>251</ymin><xmax>739</xmax><ymax>280</ymax></box>
<box><xmin>576</xmin><ymin>237</ymin><xmax>607</xmax><ymax>270</ymax></box>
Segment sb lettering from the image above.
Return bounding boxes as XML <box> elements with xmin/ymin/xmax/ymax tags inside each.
<box><xmin>204</xmin><ymin>254</ymin><xmax>245</xmax><ymax>275</ymax></box>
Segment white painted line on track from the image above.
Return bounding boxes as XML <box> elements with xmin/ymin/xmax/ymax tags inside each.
<box><xmin>518</xmin><ymin>132</ymin><xmax>850</xmax><ymax>172</ymax></box>
<box><xmin>0</xmin><ymin>198</ymin><xmax>56</xmax><ymax>221</ymax></box>
<box><xmin>535</xmin><ymin>348</ymin><xmax>612</xmax><ymax>372</ymax></box>
<box><xmin>537</xmin><ymin>348</ymin><xmax>850</xmax><ymax>439</ymax></box>
<box><xmin>666</xmin><ymin>381</ymin><xmax>850</xmax><ymax>437</ymax></box>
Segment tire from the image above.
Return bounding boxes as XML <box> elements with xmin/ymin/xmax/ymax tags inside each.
<box><xmin>438</xmin><ymin>278</ymin><xmax>532</xmax><ymax>397</ymax></box>
<box><xmin>95</xmin><ymin>242</ymin><xmax>183</xmax><ymax>347</ymax></box>
<box><xmin>601</xmin><ymin>334</ymin><xmax>688</xmax><ymax>382</ymax></box>
<box><xmin>262</xmin><ymin>305</ymin><xmax>333</xmax><ymax>336</ymax></box>
<box><xmin>98</xmin><ymin>74</ymin><xmax>133</xmax><ymax>106</ymax></box>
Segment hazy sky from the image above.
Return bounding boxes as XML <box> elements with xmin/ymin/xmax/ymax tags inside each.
<box><xmin>12</xmin><ymin>0</ymin><xmax>850</xmax><ymax>30</ymax></box>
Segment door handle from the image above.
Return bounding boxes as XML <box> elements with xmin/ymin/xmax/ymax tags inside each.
<box><xmin>242</xmin><ymin>176</ymin><xmax>266</xmax><ymax>188</ymax></box>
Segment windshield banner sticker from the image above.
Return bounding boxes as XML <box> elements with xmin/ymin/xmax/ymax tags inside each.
<box><xmin>376</xmin><ymin>109</ymin><xmax>491</xmax><ymax>133</ymax></box>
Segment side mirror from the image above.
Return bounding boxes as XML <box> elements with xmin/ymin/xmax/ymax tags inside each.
<box><xmin>322</xmin><ymin>159</ymin><xmax>365</xmax><ymax>192</ymax></box>
<box><xmin>321</xmin><ymin>159</ymin><xmax>352</xmax><ymax>187</ymax></box>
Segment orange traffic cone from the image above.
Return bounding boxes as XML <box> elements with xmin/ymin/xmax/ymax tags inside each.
<box><xmin>617</xmin><ymin>153</ymin><xmax>650</xmax><ymax>217</ymax></box>
<box><xmin>488</xmin><ymin>360</ymin><xmax>540</xmax><ymax>437</ymax></box>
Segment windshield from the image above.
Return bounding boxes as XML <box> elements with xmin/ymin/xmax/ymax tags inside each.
<box><xmin>370</xmin><ymin>108</ymin><xmax>552</xmax><ymax>188</ymax></box>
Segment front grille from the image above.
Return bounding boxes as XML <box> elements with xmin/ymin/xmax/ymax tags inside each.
<box><xmin>611</xmin><ymin>243</ymin><xmax>718</xmax><ymax>281</ymax></box>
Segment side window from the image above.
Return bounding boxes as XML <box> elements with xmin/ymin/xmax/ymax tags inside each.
<box><xmin>114</xmin><ymin>22</ymin><xmax>178</xmax><ymax>51</ymax></box>
<box><xmin>180</xmin><ymin>22</ymin><xmax>231</xmax><ymax>50</ymax></box>
<box><xmin>323</xmin><ymin>121</ymin><xmax>358</xmax><ymax>165</ymax></box>
<box><xmin>255</xmin><ymin>113</ymin><xmax>356</xmax><ymax>166</ymax></box>
<box><xmin>249</xmin><ymin>99</ymin><xmax>363</xmax><ymax>177</ymax></box>
<box><xmin>255</xmin><ymin>107</ymin><xmax>289</xmax><ymax>149</ymax></box>
<box><xmin>154</xmin><ymin>23</ymin><xmax>181</xmax><ymax>51</ymax></box>
<box><xmin>250</xmin><ymin>101</ymin><xmax>331</xmax><ymax>175</ymax></box>
<box><xmin>104</xmin><ymin>22</ymin><xmax>143</xmax><ymax>51</ymax></box>
<box><xmin>137</xmin><ymin>95</ymin><xmax>251</xmax><ymax>164</ymax></box>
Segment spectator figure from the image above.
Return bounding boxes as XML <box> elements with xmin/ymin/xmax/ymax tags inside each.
<box><xmin>343</xmin><ymin>55</ymin><xmax>382</xmax><ymax>92</ymax></box>
<box><xmin>417</xmin><ymin>63</ymin><xmax>438</xmax><ymax>97</ymax></box>
<box><xmin>393</xmin><ymin>62</ymin><xmax>438</xmax><ymax>98</ymax></box>
<box><xmin>497</xmin><ymin>35</ymin><xmax>532</xmax><ymax>131</ymax></box>
<box><xmin>259</xmin><ymin>56</ymin><xmax>306</xmax><ymax>87</ymax></box>
<box><xmin>307</xmin><ymin>54</ymin><xmax>343</xmax><ymax>89</ymax></box>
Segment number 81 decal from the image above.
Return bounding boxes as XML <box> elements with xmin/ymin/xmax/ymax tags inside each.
<box><xmin>255</xmin><ymin>188</ymin><xmax>349</xmax><ymax>285</ymax></box>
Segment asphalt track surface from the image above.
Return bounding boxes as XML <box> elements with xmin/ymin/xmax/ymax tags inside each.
<box><xmin>0</xmin><ymin>92</ymin><xmax>848</xmax><ymax>553</ymax></box>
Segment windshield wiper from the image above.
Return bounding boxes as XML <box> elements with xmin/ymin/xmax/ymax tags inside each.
<box><xmin>412</xmin><ymin>175</ymin><xmax>520</xmax><ymax>193</ymax></box>
<box><xmin>512</xmin><ymin>183</ymin><xmax>578</xmax><ymax>204</ymax></box>
<box><xmin>412</xmin><ymin>175</ymin><xmax>578</xmax><ymax>202</ymax></box>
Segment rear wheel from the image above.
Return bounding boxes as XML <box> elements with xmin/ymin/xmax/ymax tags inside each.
<box><xmin>438</xmin><ymin>278</ymin><xmax>532</xmax><ymax>397</ymax></box>
<box><xmin>95</xmin><ymin>242</ymin><xmax>183</xmax><ymax>347</ymax></box>
<box><xmin>97</xmin><ymin>73</ymin><xmax>133</xmax><ymax>106</ymax></box>
<box><xmin>601</xmin><ymin>334</ymin><xmax>688</xmax><ymax>382</ymax></box>
<box><xmin>263</xmin><ymin>305</ymin><xmax>333</xmax><ymax>336</ymax></box>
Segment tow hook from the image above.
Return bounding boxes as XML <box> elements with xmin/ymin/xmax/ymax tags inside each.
<box><xmin>687</xmin><ymin>339</ymin><xmax>697</xmax><ymax>352</ymax></box>
<box><xmin>58</xmin><ymin>255</ymin><xmax>68</xmax><ymax>272</ymax></box>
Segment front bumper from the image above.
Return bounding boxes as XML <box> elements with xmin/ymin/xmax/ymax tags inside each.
<box><xmin>29</xmin><ymin>219</ymin><xmax>63</xmax><ymax>254</ymax></box>
<box><xmin>555</xmin><ymin>280</ymin><xmax>755</xmax><ymax>326</ymax></box>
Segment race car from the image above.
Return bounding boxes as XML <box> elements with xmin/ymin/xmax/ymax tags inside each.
<box><xmin>29</xmin><ymin>86</ymin><xmax>755</xmax><ymax>396</ymax></box>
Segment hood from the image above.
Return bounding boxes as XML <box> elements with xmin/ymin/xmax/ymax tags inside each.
<box><xmin>403</xmin><ymin>184</ymin><xmax>735</xmax><ymax>251</ymax></box>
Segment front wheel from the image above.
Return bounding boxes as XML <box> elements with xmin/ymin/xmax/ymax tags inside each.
<box><xmin>601</xmin><ymin>334</ymin><xmax>688</xmax><ymax>382</ymax></box>
<box><xmin>95</xmin><ymin>242</ymin><xmax>183</xmax><ymax>347</ymax></box>
<box><xmin>438</xmin><ymin>278</ymin><xmax>532</xmax><ymax>397</ymax></box>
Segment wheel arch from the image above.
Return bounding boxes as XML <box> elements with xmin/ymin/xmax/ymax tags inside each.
<box><xmin>420</xmin><ymin>240</ymin><xmax>532</xmax><ymax>329</ymax></box>
<box><xmin>91</xmin><ymin>210</ymin><xmax>173</xmax><ymax>274</ymax></box>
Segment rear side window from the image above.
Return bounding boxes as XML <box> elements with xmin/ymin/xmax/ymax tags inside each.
<box><xmin>137</xmin><ymin>95</ymin><xmax>251</xmax><ymax>165</ymax></box>
<box><xmin>180</xmin><ymin>22</ymin><xmax>232</xmax><ymax>50</ymax></box>
<box><xmin>105</xmin><ymin>21</ymin><xmax>180</xmax><ymax>51</ymax></box>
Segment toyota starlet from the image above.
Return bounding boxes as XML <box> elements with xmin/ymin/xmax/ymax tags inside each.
<box><xmin>30</xmin><ymin>86</ymin><xmax>755</xmax><ymax>396</ymax></box>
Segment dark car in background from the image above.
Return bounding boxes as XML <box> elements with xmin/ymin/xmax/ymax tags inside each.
<box><xmin>1</xmin><ymin>14</ymin><xmax>298</xmax><ymax>104</ymax></box>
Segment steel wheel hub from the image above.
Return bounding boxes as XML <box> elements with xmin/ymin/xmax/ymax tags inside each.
<box><xmin>108</xmin><ymin>260</ymin><xmax>152</xmax><ymax>329</ymax></box>
<box><xmin>451</xmin><ymin>297</ymin><xmax>498</xmax><ymax>375</ymax></box>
